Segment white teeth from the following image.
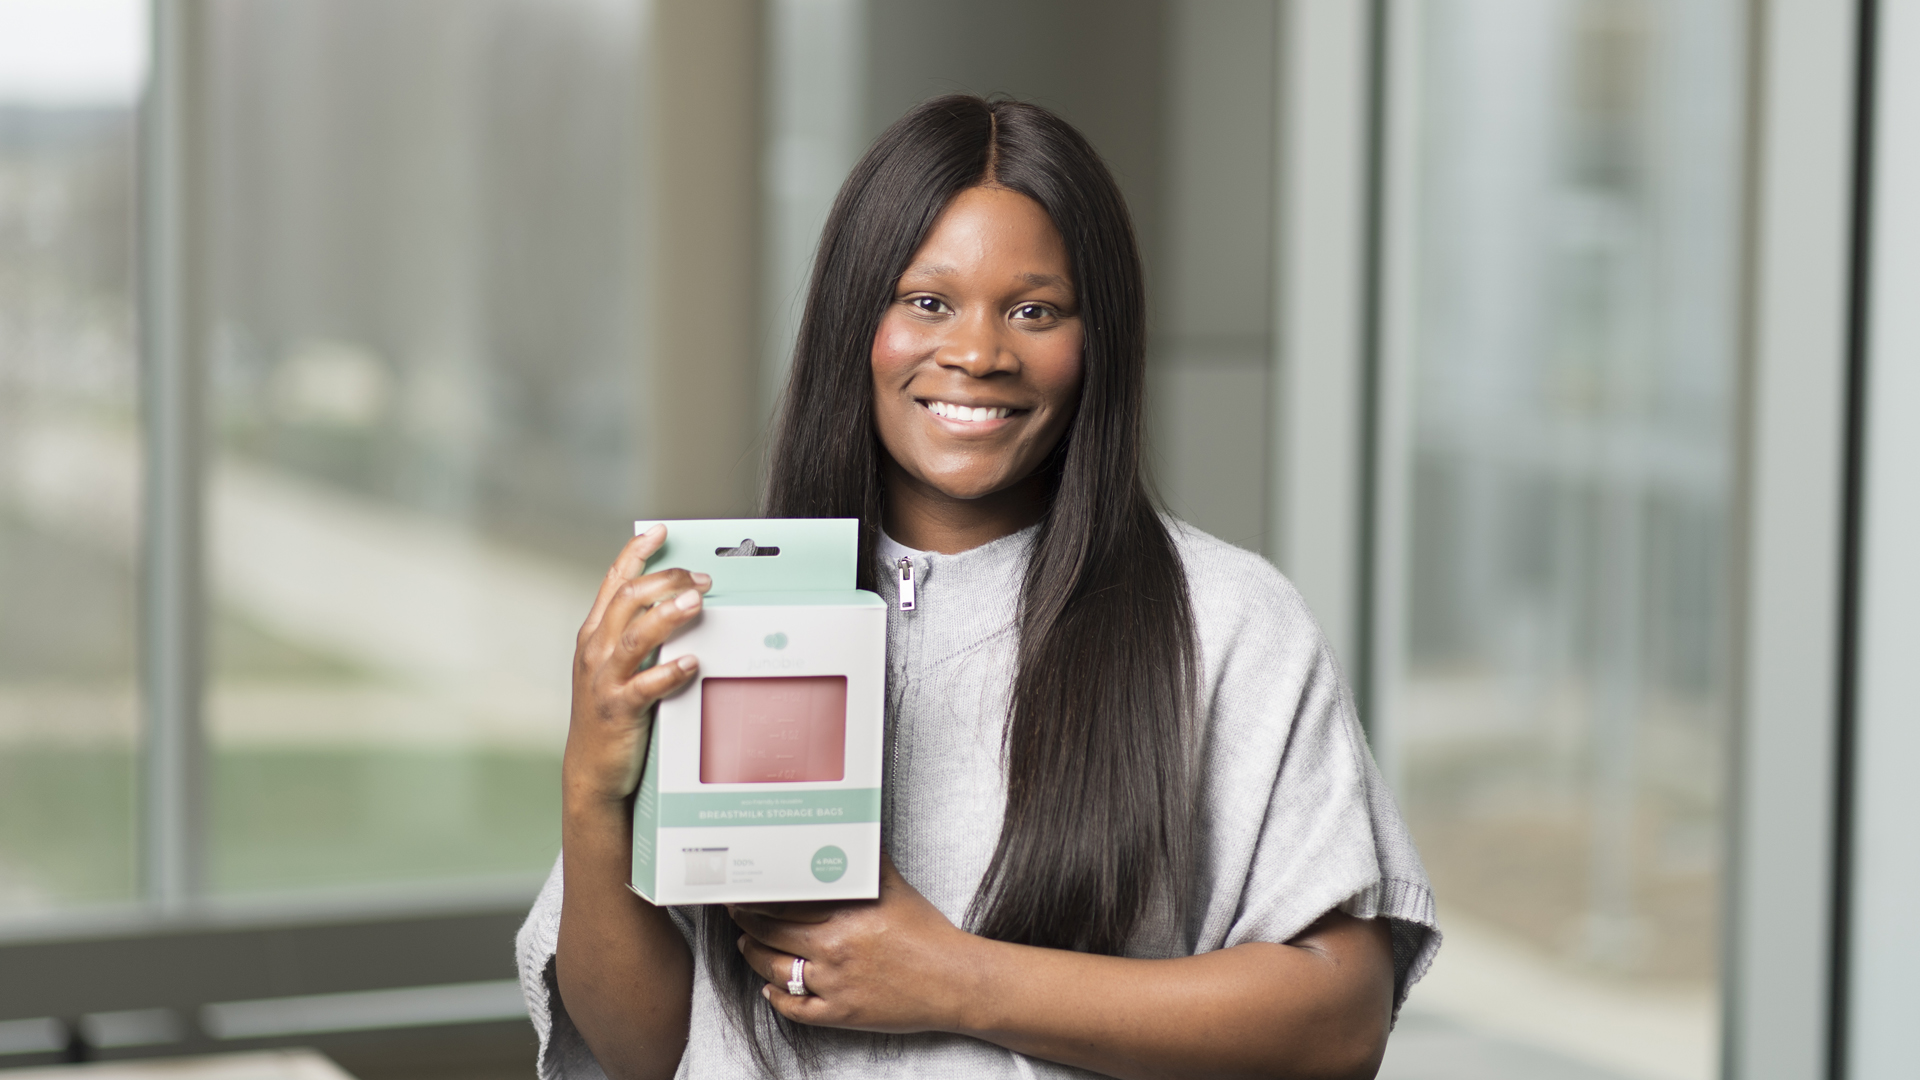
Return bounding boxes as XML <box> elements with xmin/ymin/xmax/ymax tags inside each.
<box><xmin>927</xmin><ymin>401</ymin><xmax>1009</xmax><ymax>422</ymax></box>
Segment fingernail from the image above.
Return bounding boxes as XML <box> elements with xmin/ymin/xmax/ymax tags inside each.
<box><xmin>644</xmin><ymin>524</ymin><xmax>665</xmax><ymax>539</ymax></box>
<box><xmin>676</xmin><ymin>655</ymin><xmax>698</xmax><ymax>673</ymax></box>
<box><xmin>674</xmin><ymin>589</ymin><xmax>702</xmax><ymax>612</ymax></box>
<box><xmin>691</xmin><ymin>571</ymin><xmax>712</xmax><ymax>589</ymax></box>
<box><xmin>761</xmin><ymin>986</ymin><xmax>772</xmax><ymax>1001</ymax></box>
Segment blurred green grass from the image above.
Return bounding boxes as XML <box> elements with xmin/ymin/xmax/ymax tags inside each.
<box><xmin>0</xmin><ymin>746</ymin><xmax>559</xmax><ymax>910</ymax></box>
<box><xmin>209</xmin><ymin>746</ymin><xmax>560</xmax><ymax>893</ymax></box>
<box><xmin>0</xmin><ymin>747</ymin><xmax>139</xmax><ymax>906</ymax></box>
<box><xmin>2</xmin><ymin>508</ymin><xmax>563</xmax><ymax>912</ymax></box>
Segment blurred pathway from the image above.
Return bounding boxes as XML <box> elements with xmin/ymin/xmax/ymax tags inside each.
<box><xmin>1391</xmin><ymin>914</ymin><xmax>1715</xmax><ymax>1080</ymax></box>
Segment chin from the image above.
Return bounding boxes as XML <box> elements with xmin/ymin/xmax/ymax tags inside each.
<box><xmin>906</xmin><ymin>453</ymin><xmax>1017</xmax><ymax>501</ymax></box>
<box><xmin>925</xmin><ymin>476</ymin><xmax>1013</xmax><ymax>502</ymax></box>
<box><xmin>889</xmin><ymin>445</ymin><xmax>1043</xmax><ymax>504</ymax></box>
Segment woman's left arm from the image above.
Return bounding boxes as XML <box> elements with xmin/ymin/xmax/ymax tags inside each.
<box><xmin>731</xmin><ymin>858</ymin><xmax>1395</xmax><ymax>1080</ymax></box>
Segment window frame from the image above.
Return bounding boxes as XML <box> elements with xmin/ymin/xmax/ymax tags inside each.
<box><xmin>1722</xmin><ymin>1</ymin><xmax>1864</xmax><ymax>1077</ymax></box>
<box><xmin>4</xmin><ymin>3</ymin><xmax>1888</xmax><ymax>1077</ymax></box>
<box><xmin>1340</xmin><ymin>1</ymin><xmax>1871</xmax><ymax>1078</ymax></box>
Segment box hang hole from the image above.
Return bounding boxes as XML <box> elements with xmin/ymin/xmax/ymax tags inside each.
<box><xmin>715</xmin><ymin>539</ymin><xmax>780</xmax><ymax>557</ymax></box>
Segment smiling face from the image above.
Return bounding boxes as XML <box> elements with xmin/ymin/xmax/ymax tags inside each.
<box><xmin>870</xmin><ymin>185</ymin><xmax>1084</xmax><ymax>547</ymax></box>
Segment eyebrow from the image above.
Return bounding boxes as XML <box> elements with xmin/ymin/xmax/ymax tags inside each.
<box><xmin>1019</xmin><ymin>272</ymin><xmax>1072</xmax><ymax>289</ymax></box>
<box><xmin>898</xmin><ymin>264</ymin><xmax>1074</xmax><ymax>291</ymax></box>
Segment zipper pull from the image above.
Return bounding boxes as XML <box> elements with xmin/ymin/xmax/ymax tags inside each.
<box><xmin>896</xmin><ymin>556</ymin><xmax>915</xmax><ymax>611</ymax></box>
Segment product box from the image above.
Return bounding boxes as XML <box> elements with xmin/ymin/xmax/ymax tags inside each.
<box><xmin>628</xmin><ymin>518</ymin><xmax>887</xmax><ymax>905</ymax></box>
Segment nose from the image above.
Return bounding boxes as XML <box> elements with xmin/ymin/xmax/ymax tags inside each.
<box><xmin>935</xmin><ymin>310</ymin><xmax>1019</xmax><ymax>378</ymax></box>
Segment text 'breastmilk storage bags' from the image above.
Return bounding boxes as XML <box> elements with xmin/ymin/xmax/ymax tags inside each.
<box><xmin>629</xmin><ymin>518</ymin><xmax>886</xmax><ymax>904</ymax></box>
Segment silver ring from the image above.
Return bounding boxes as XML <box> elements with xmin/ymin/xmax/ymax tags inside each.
<box><xmin>785</xmin><ymin>957</ymin><xmax>808</xmax><ymax>996</ymax></box>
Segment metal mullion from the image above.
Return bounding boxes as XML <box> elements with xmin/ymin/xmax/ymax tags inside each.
<box><xmin>1841</xmin><ymin>0</ymin><xmax>1920</xmax><ymax>1073</ymax></box>
<box><xmin>139</xmin><ymin>0</ymin><xmax>206</xmax><ymax>916</ymax></box>
<box><xmin>1360</xmin><ymin>0</ymin><xmax>1423</xmax><ymax>792</ymax></box>
<box><xmin>1269</xmin><ymin>0</ymin><xmax>1377</xmax><ymax>701</ymax></box>
<box><xmin>1724</xmin><ymin>0</ymin><xmax>1863</xmax><ymax>1076</ymax></box>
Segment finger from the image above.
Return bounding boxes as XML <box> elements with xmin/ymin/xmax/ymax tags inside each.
<box><xmin>725</xmin><ymin>899</ymin><xmax>833</xmax><ymax>926</ymax></box>
<box><xmin>586</xmin><ymin>566</ymin><xmax>701</xmax><ymax>669</ymax></box>
<box><xmin>603</xmin><ymin>580</ymin><xmax>706</xmax><ymax>678</ymax></box>
<box><xmin>760</xmin><ymin>982</ymin><xmax>832</xmax><ymax>1025</ymax></box>
<box><xmin>728</xmin><ymin>900</ymin><xmax>839</xmax><ymax>924</ymax></box>
<box><xmin>739</xmin><ymin>939</ymin><xmax>836</xmax><ymax>1022</ymax></box>
<box><xmin>607</xmin><ymin>653</ymin><xmax>700</xmax><ymax>713</ymax></box>
<box><xmin>729</xmin><ymin>907</ymin><xmax>818</xmax><ymax>956</ymax></box>
<box><xmin>736</xmin><ymin>934</ymin><xmax>801</xmax><ymax>986</ymax></box>
<box><xmin>585</xmin><ymin>526</ymin><xmax>666</xmax><ymax>633</ymax></box>
<box><xmin>581</xmin><ymin>526</ymin><xmax>665</xmax><ymax>638</ymax></box>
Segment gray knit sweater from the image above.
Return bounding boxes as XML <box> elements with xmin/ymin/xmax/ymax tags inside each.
<box><xmin>516</xmin><ymin>521</ymin><xmax>1439</xmax><ymax>1078</ymax></box>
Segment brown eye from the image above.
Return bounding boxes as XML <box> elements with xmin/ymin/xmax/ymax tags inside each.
<box><xmin>909</xmin><ymin>296</ymin><xmax>950</xmax><ymax>315</ymax></box>
<box><xmin>1013</xmin><ymin>303</ymin><xmax>1052</xmax><ymax>320</ymax></box>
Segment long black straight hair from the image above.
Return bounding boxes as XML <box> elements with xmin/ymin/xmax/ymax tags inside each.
<box><xmin>701</xmin><ymin>94</ymin><xmax>1197</xmax><ymax>1068</ymax></box>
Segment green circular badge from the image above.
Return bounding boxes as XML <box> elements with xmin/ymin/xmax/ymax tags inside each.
<box><xmin>810</xmin><ymin>845</ymin><xmax>847</xmax><ymax>883</ymax></box>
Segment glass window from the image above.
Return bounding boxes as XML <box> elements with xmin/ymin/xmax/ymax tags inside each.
<box><xmin>2</xmin><ymin>21</ymin><xmax>1770</xmax><ymax>1078</ymax></box>
<box><xmin>198</xmin><ymin>0</ymin><xmax>644</xmax><ymax>896</ymax></box>
<box><xmin>0</xmin><ymin>0</ymin><xmax>146</xmax><ymax>917</ymax></box>
<box><xmin>1375</xmin><ymin>1</ymin><xmax>1745</xmax><ymax>1078</ymax></box>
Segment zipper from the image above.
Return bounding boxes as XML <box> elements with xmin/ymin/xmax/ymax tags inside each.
<box><xmin>884</xmin><ymin>554</ymin><xmax>916</xmax><ymax>839</ymax></box>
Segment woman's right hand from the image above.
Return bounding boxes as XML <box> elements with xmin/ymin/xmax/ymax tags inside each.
<box><xmin>563</xmin><ymin>524</ymin><xmax>711</xmax><ymax>809</ymax></box>
<box><xmin>558</xmin><ymin>525</ymin><xmax>706</xmax><ymax>1080</ymax></box>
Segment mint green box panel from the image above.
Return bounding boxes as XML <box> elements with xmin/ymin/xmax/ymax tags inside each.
<box><xmin>634</xmin><ymin>518</ymin><xmax>857</xmax><ymax>595</ymax></box>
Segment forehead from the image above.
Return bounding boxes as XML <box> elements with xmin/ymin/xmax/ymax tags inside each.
<box><xmin>901</xmin><ymin>186</ymin><xmax>1071</xmax><ymax>284</ymax></box>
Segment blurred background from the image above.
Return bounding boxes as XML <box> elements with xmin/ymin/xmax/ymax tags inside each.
<box><xmin>3</xmin><ymin>1</ymin><xmax>1913</xmax><ymax>1079</ymax></box>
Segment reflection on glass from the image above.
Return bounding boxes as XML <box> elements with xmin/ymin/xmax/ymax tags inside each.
<box><xmin>201</xmin><ymin>0</ymin><xmax>644</xmax><ymax>896</ymax></box>
<box><xmin>0</xmin><ymin>0</ymin><xmax>145</xmax><ymax>917</ymax></box>
<box><xmin>1382</xmin><ymin>2</ymin><xmax>1742</xmax><ymax>1078</ymax></box>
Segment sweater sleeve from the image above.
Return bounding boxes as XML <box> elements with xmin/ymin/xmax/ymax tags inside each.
<box><xmin>1171</xmin><ymin>523</ymin><xmax>1441</xmax><ymax>1012</ymax></box>
<box><xmin>515</xmin><ymin>853</ymin><xmax>609</xmax><ymax>1080</ymax></box>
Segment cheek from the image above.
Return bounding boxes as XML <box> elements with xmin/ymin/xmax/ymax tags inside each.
<box><xmin>870</xmin><ymin>314</ymin><xmax>926</xmax><ymax>380</ymax></box>
<box><xmin>869</xmin><ymin>315</ymin><xmax>923</xmax><ymax>457</ymax></box>
<box><xmin>1034</xmin><ymin>329</ymin><xmax>1086</xmax><ymax>415</ymax></box>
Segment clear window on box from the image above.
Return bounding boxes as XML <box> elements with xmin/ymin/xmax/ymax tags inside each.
<box><xmin>699</xmin><ymin>676</ymin><xmax>847</xmax><ymax>784</ymax></box>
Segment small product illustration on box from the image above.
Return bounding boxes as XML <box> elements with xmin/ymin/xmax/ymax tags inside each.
<box><xmin>628</xmin><ymin>518</ymin><xmax>886</xmax><ymax>904</ymax></box>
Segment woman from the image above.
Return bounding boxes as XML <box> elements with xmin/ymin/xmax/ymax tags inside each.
<box><xmin>518</xmin><ymin>95</ymin><xmax>1438</xmax><ymax>1080</ymax></box>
